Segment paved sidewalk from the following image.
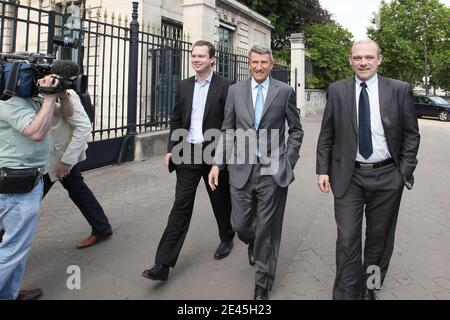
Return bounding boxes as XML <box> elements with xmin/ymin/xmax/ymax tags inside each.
<box><xmin>22</xmin><ymin>117</ymin><xmax>450</xmax><ymax>300</ymax></box>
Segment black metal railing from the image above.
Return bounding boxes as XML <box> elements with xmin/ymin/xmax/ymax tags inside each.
<box><xmin>0</xmin><ymin>0</ymin><xmax>193</xmax><ymax>142</ymax></box>
<box><xmin>215</xmin><ymin>44</ymin><xmax>249</xmax><ymax>83</ymax></box>
<box><xmin>0</xmin><ymin>0</ymin><xmax>132</xmax><ymax>142</ymax></box>
<box><xmin>0</xmin><ymin>1</ymin><xmax>274</xmax><ymax>167</ymax></box>
<box><xmin>272</xmin><ymin>63</ymin><xmax>291</xmax><ymax>84</ymax></box>
<box><xmin>140</xmin><ymin>24</ymin><xmax>191</xmax><ymax>132</ymax></box>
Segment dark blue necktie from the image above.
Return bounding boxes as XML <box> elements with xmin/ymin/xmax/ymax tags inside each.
<box><xmin>358</xmin><ymin>82</ymin><xmax>373</xmax><ymax>159</ymax></box>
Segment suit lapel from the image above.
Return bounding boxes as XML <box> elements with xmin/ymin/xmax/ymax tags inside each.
<box><xmin>241</xmin><ymin>78</ymin><xmax>254</xmax><ymax>122</ymax></box>
<box><xmin>202</xmin><ymin>73</ymin><xmax>218</xmax><ymax>122</ymax></box>
<box><xmin>260</xmin><ymin>79</ymin><xmax>280</xmax><ymax>122</ymax></box>
<box><xmin>184</xmin><ymin>76</ymin><xmax>195</xmax><ymax>128</ymax></box>
<box><xmin>346</xmin><ymin>77</ymin><xmax>357</xmax><ymax>135</ymax></box>
<box><xmin>378</xmin><ymin>76</ymin><xmax>392</xmax><ymax>130</ymax></box>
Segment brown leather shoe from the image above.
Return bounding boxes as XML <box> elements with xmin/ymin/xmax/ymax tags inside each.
<box><xmin>76</xmin><ymin>230</ymin><xmax>112</xmax><ymax>249</ymax></box>
<box><xmin>16</xmin><ymin>288</ymin><xmax>43</xmax><ymax>300</ymax></box>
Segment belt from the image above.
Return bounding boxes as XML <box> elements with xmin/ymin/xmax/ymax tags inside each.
<box><xmin>354</xmin><ymin>158</ymin><xmax>394</xmax><ymax>169</ymax></box>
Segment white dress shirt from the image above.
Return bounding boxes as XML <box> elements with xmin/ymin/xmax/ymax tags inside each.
<box><xmin>355</xmin><ymin>74</ymin><xmax>391</xmax><ymax>163</ymax></box>
<box><xmin>187</xmin><ymin>72</ymin><xmax>213</xmax><ymax>144</ymax></box>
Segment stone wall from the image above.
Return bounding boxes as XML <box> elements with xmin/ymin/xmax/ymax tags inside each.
<box><xmin>304</xmin><ymin>89</ymin><xmax>326</xmax><ymax>117</ymax></box>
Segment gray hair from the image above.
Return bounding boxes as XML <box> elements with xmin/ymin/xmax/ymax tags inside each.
<box><xmin>351</xmin><ymin>38</ymin><xmax>382</xmax><ymax>56</ymax></box>
<box><xmin>249</xmin><ymin>45</ymin><xmax>273</xmax><ymax>62</ymax></box>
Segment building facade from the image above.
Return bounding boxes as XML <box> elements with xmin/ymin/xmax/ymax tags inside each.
<box><xmin>0</xmin><ymin>0</ymin><xmax>275</xmax><ymax>168</ymax></box>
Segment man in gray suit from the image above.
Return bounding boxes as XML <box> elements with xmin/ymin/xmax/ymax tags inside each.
<box><xmin>209</xmin><ymin>45</ymin><xmax>303</xmax><ymax>300</ymax></box>
<box><xmin>316</xmin><ymin>39</ymin><xmax>420</xmax><ymax>300</ymax></box>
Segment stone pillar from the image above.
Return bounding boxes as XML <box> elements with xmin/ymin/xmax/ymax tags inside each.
<box><xmin>290</xmin><ymin>33</ymin><xmax>306</xmax><ymax>118</ymax></box>
<box><xmin>182</xmin><ymin>0</ymin><xmax>217</xmax><ymax>76</ymax></box>
<box><xmin>143</xmin><ymin>0</ymin><xmax>163</xmax><ymax>29</ymax></box>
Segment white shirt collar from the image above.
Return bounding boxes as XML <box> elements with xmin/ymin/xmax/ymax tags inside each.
<box><xmin>251</xmin><ymin>76</ymin><xmax>270</xmax><ymax>90</ymax></box>
<box><xmin>195</xmin><ymin>72</ymin><xmax>213</xmax><ymax>84</ymax></box>
<box><xmin>355</xmin><ymin>73</ymin><xmax>378</xmax><ymax>89</ymax></box>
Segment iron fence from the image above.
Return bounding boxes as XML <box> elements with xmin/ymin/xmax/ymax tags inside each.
<box><xmin>215</xmin><ymin>44</ymin><xmax>249</xmax><ymax>83</ymax></box>
<box><xmin>0</xmin><ymin>0</ymin><xmax>288</xmax><ymax>168</ymax></box>
<box><xmin>0</xmin><ymin>0</ymin><xmax>193</xmax><ymax>142</ymax></box>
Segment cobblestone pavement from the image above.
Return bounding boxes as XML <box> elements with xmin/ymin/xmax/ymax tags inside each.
<box><xmin>22</xmin><ymin>117</ymin><xmax>450</xmax><ymax>300</ymax></box>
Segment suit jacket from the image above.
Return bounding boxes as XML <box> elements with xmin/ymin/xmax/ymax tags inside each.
<box><xmin>167</xmin><ymin>72</ymin><xmax>234</xmax><ymax>172</ymax></box>
<box><xmin>316</xmin><ymin>75</ymin><xmax>420</xmax><ymax>198</ymax></box>
<box><xmin>47</xmin><ymin>90</ymin><xmax>92</xmax><ymax>182</ymax></box>
<box><xmin>216</xmin><ymin>77</ymin><xmax>303</xmax><ymax>189</ymax></box>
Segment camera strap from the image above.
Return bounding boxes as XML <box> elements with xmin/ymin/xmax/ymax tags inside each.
<box><xmin>1</xmin><ymin>61</ymin><xmax>21</xmax><ymax>100</ymax></box>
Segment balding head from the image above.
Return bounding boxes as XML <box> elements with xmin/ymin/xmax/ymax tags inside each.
<box><xmin>351</xmin><ymin>38</ymin><xmax>381</xmax><ymax>56</ymax></box>
<box><xmin>349</xmin><ymin>38</ymin><xmax>383</xmax><ymax>81</ymax></box>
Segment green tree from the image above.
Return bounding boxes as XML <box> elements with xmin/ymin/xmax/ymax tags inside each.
<box><xmin>303</xmin><ymin>22</ymin><xmax>353</xmax><ymax>89</ymax></box>
<box><xmin>238</xmin><ymin>0</ymin><xmax>332</xmax><ymax>61</ymax></box>
<box><xmin>429</xmin><ymin>7</ymin><xmax>450</xmax><ymax>93</ymax></box>
<box><xmin>431</xmin><ymin>48</ymin><xmax>450</xmax><ymax>93</ymax></box>
<box><xmin>368</xmin><ymin>0</ymin><xmax>450</xmax><ymax>92</ymax></box>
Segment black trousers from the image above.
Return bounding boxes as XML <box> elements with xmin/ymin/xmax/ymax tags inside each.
<box><xmin>333</xmin><ymin>163</ymin><xmax>404</xmax><ymax>300</ymax></box>
<box><xmin>155</xmin><ymin>162</ymin><xmax>234</xmax><ymax>267</ymax></box>
<box><xmin>43</xmin><ymin>164</ymin><xmax>111</xmax><ymax>236</ymax></box>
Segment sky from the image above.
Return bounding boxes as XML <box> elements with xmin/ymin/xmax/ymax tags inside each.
<box><xmin>319</xmin><ymin>0</ymin><xmax>450</xmax><ymax>40</ymax></box>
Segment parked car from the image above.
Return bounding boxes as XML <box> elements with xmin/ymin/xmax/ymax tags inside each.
<box><xmin>414</xmin><ymin>95</ymin><xmax>450</xmax><ymax>121</ymax></box>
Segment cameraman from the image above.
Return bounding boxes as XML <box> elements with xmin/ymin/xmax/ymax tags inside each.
<box><xmin>0</xmin><ymin>74</ymin><xmax>73</xmax><ymax>300</ymax></box>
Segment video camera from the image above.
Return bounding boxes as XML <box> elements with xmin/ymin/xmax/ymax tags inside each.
<box><xmin>0</xmin><ymin>35</ymin><xmax>87</xmax><ymax>99</ymax></box>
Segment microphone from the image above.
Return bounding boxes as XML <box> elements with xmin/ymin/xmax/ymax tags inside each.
<box><xmin>51</xmin><ymin>59</ymin><xmax>80</xmax><ymax>78</ymax></box>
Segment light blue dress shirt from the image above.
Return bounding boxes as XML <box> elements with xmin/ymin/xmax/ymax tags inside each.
<box><xmin>251</xmin><ymin>76</ymin><xmax>270</xmax><ymax>111</ymax></box>
<box><xmin>187</xmin><ymin>72</ymin><xmax>213</xmax><ymax>144</ymax></box>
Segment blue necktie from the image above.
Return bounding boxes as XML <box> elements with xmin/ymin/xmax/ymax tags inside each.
<box><xmin>358</xmin><ymin>82</ymin><xmax>373</xmax><ymax>159</ymax></box>
<box><xmin>254</xmin><ymin>84</ymin><xmax>264</xmax><ymax>129</ymax></box>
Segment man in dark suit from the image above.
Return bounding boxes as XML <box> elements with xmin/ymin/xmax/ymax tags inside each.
<box><xmin>209</xmin><ymin>45</ymin><xmax>303</xmax><ymax>300</ymax></box>
<box><xmin>142</xmin><ymin>40</ymin><xmax>235</xmax><ymax>281</ymax></box>
<box><xmin>316</xmin><ymin>39</ymin><xmax>420</xmax><ymax>300</ymax></box>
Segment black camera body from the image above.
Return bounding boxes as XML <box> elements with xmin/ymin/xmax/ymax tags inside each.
<box><xmin>0</xmin><ymin>36</ymin><xmax>87</xmax><ymax>99</ymax></box>
<box><xmin>57</xmin><ymin>75</ymin><xmax>88</xmax><ymax>94</ymax></box>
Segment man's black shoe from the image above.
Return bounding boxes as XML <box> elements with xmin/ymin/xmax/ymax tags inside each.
<box><xmin>16</xmin><ymin>288</ymin><xmax>43</xmax><ymax>300</ymax></box>
<box><xmin>214</xmin><ymin>240</ymin><xmax>233</xmax><ymax>260</ymax></box>
<box><xmin>362</xmin><ymin>288</ymin><xmax>377</xmax><ymax>300</ymax></box>
<box><xmin>142</xmin><ymin>264</ymin><xmax>169</xmax><ymax>281</ymax></box>
<box><xmin>248</xmin><ymin>243</ymin><xmax>255</xmax><ymax>266</ymax></box>
<box><xmin>254</xmin><ymin>285</ymin><xmax>268</xmax><ymax>300</ymax></box>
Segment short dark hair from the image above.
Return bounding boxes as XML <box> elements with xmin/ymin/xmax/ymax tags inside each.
<box><xmin>192</xmin><ymin>40</ymin><xmax>215</xmax><ymax>58</ymax></box>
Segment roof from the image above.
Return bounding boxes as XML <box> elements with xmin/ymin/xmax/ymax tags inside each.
<box><xmin>218</xmin><ymin>0</ymin><xmax>274</xmax><ymax>30</ymax></box>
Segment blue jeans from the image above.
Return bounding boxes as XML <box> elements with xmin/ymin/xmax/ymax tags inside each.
<box><xmin>0</xmin><ymin>180</ymin><xmax>43</xmax><ymax>300</ymax></box>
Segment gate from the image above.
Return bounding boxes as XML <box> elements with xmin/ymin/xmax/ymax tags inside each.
<box><xmin>0</xmin><ymin>0</ymin><xmax>192</xmax><ymax>170</ymax></box>
<box><xmin>150</xmin><ymin>47</ymin><xmax>181</xmax><ymax>126</ymax></box>
<box><xmin>271</xmin><ymin>64</ymin><xmax>291</xmax><ymax>84</ymax></box>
